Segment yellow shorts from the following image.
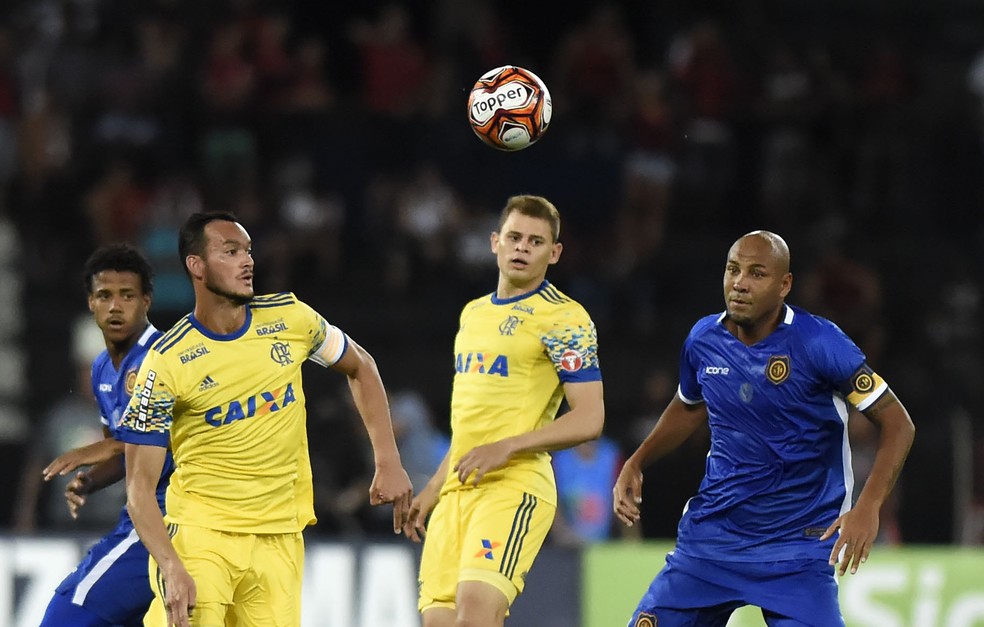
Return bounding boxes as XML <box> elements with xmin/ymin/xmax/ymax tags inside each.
<box><xmin>418</xmin><ymin>487</ymin><xmax>555</xmax><ymax>613</ymax></box>
<box><xmin>144</xmin><ymin>524</ymin><xmax>304</xmax><ymax>627</ymax></box>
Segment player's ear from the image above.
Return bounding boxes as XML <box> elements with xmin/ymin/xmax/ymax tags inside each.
<box><xmin>549</xmin><ymin>241</ymin><xmax>563</xmax><ymax>265</ymax></box>
<box><xmin>186</xmin><ymin>254</ymin><xmax>204</xmax><ymax>280</ymax></box>
<box><xmin>490</xmin><ymin>231</ymin><xmax>500</xmax><ymax>253</ymax></box>
<box><xmin>780</xmin><ymin>272</ymin><xmax>792</xmax><ymax>298</ymax></box>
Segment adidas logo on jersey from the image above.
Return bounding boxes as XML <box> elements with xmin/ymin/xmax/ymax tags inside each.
<box><xmin>199</xmin><ymin>375</ymin><xmax>218</xmax><ymax>391</ymax></box>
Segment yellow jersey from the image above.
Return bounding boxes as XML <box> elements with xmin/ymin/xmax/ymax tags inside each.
<box><xmin>118</xmin><ymin>292</ymin><xmax>347</xmax><ymax>534</ymax></box>
<box><xmin>443</xmin><ymin>281</ymin><xmax>602</xmax><ymax>505</ymax></box>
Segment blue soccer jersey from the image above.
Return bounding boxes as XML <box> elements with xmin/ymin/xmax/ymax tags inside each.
<box><xmin>674</xmin><ymin>305</ymin><xmax>888</xmax><ymax>562</ymax></box>
<box><xmin>91</xmin><ymin>324</ymin><xmax>174</xmax><ymax>520</ymax></box>
<box><xmin>42</xmin><ymin>323</ymin><xmax>175</xmax><ymax>626</ymax></box>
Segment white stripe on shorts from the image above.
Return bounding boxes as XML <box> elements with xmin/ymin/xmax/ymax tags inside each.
<box><xmin>72</xmin><ymin>528</ymin><xmax>142</xmax><ymax>606</ymax></box>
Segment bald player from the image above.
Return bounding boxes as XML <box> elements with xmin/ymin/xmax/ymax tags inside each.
<box><xmin>614</xmin><ymin>231</ymin><xmax>915</xmax><ymax>627</ymax></box>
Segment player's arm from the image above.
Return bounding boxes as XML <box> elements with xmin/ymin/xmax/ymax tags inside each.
<box><xmin>63</xmin><ymin>450</ymin><xmax>126</xmax><ymax>520</ymax></box>
<box><xmin>403</xmin><ymin>449</ymin><xmax>451</xmax><ymax>543</ymax></box>
<box><xmin>822</xmin><ymin>390</ymin><xmax>915</xmax><ymax>575</ymax></box>
<box><xmin>42</xmin><ymin>427</ymin><xmax>124</xmax><ymax>480</ymax></box>
<box><xmin>125</xmin><ymin>443</ymin><xmax>196</xmax><ymax>626</ymax></box>
<box><xmin>453</xmin><ymin>379</ymin><xmax>605</xmax><ymax>487</ymax></box>
<box><xmin>78</xmin><ymin>453</ymin><xmax>126</xmax><ymax>491</ymax></box>
<box><xmin>330</xmin><ymin>336</ymin><xmax>413</xmax><ymax>531</ymax></box>
<box><xmin>613</xmin><ymin>394</ymin><xmax>708</xmax><ymax>527</ymax></box>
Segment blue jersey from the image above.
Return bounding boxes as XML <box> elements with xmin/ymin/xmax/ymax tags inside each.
<box><xmin>674</xmin><ymin>305</ymin><xmax>888</xmax><ymax>562</ymax></box>
<box><xmin>91</xmin><ymin>324</ymin><xmax>173</xmax><ymax>523</ymax></box>
<box><xmin>41</xmin><ymin>324</ymin><xmax>174</xmax><ymax>626</ymax></box>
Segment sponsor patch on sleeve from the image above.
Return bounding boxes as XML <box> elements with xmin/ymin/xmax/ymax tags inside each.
<box><xmin>559</xmin><ymin>349</ymin><xmax>583</xmax><ymax>372</ymax></box>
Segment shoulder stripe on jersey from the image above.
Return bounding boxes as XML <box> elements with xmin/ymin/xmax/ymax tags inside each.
<box><xmin>156</xmin><ymin>322</ymin><xmax>196</xmax><ymax>354</ymax></box>
<box><xmin>153</xmin><ymin>317</ymin><xmax>189</xmax><ymax>348</ymax></box>
<box><xmin>249</xmin><ymin>300</ymin><xmax>296</xmax><ymax>310</ymax></box>
<box><xmin>152</xmin><ymin>317</ymin><xmax>191</xmax><ymax>352</ymax></box>
<box><xmin>499</xmin><ymin>493</ymin><xmax>537</xmax><ymax>580</ymax></box>
<box><xmin>538</xmin><ymin>286</ymin><xmax>570</xmax><ymax>305</ymax></box>
<box><xmin>251</xmin><ymin>292</ymin><xmax>294</xmax><ymax>304</ymax></box>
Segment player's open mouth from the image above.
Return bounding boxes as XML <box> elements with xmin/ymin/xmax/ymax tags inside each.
<box><xmin>510</xmin><ymin>259</ymin><xmax>528</xmax><ymax>268</ymax></box>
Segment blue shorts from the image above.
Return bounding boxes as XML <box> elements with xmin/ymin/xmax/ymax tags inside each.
<box><xmin>628</xmin><ymin>551</ymin><xmax>844</xmax><ymax>627</ymax></box>
<box><xmin>41</xmin><ymin>524</ymin><xmax>153</xmax><ymax>626</ymax></box>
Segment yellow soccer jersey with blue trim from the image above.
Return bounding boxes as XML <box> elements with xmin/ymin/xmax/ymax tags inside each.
<box><xmin>443</xmin><ymin>281</ymin><xmax>602</xmax><ymax>505</ymax></box>
<box><xmin>118</xmin><ymin>292</ymin><xmax>347</xmax><ymax>534</ymax></box>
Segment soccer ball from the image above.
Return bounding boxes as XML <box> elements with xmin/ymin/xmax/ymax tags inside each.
<box><xmin>467</xmin><ymin>66</ymin><xmax>552</xmax><ymax>151</ymax></box>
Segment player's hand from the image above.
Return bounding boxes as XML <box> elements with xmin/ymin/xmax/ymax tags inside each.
<box><xmin>368</xmin><ymin>461</ymin><xmax>413</xmax><ymax>534</ymax></box>
<box><xmin>453</xmin><ymin>440</ymin><xmax>514</xmax><ymax>487</ymax></box>
<box><xmin>613</xmin><ymin>460</ymin><xmax>644</xmax><ymax>527</ymax></box>
<box><xmin>403</xmin><ymin>483</ymin><xmax>441</xmax><ymax>543</ymax></box>
<box><xmin>162</xmin><ymin>561</ymin><xmax>196</xmax><ymax>627</ymax></box>
<box><xmin>820</xmin><ymin>502</ymin><xmax>880</xmax><ymax>575</ymax></box>
<box><xmin>43</xmin><ymin>448</ymin><xmax>94</xmax><ymax>481</ymax></box>
<box><xmin>64</xmin><ymin>472</ymin><xmax>93</xmax><ymax>519</ymax></box>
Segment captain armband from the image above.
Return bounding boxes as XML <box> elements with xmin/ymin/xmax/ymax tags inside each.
<box><xmin>308</xmin><ymin>324</ymin><xmax>349</xmax><ymax>367</ymax></box>
<box><xmin>843</xmin><ymin>366</ymin><xmax>888</xmax><ymax>411</ymax></box>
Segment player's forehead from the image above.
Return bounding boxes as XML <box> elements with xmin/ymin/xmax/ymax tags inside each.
<box><xmin>91</xmin><ymin>269</ymin><xmax>144</xmax><ymax>291</ymax></box>
<box><xmin>204</xmin><ymin>220</ymin><xmax>251</xmax><ymax>247</ymax></box>
<box><xmin>500</xmin><ymin>211</ymin><xmax>552</xmax><ymax>239</ymax></box>
<box><xmin>727</xmin><ymin>236</ymin><xmax>779</xmax><ymax>267</ymax></box>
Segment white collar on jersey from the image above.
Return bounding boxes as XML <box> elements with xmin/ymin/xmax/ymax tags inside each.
<box><xmin>716</xmin><ymin>304</ymin><xmax>795</xmax><ymax>325</ymax></box>
<box><xmin>137</xmin><ymin>324</ymin><xmax>159</xmax><ymax>346</ymax></box>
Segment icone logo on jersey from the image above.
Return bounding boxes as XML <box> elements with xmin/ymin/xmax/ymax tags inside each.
<box><xmin>204</xmin><ymin>383</ymin><xmax>296</xmax><ymax>427</ymax></box>
<box><xmin>455</xmin><ymin>352</ymin><xmax>509</xmax><ymax>377</ymax></box>
<box><xmin>560</xmin><ymin>349</ymin><xmax>583</xmax><ymax>372</ymax></box>
<box><xmin>704</xmin><ymin>366</ymin><xmax>730</xmax><ymax>375</ymax></box>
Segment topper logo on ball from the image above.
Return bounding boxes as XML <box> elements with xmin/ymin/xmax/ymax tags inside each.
<box><xmin>467</xmin><ymin>65</ymin><xmax>551</xmax><ymax>151</ymax></box>
<box><xmin>469</xmin><ymin>83</ymin><xmax>534</xmax><ymax>124</ymax></box>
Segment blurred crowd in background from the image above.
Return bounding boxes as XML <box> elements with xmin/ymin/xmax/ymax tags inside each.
<box><xmin>1</xmin><ymin>0</ymin><xmax>983</xmax><ymax>548</ymax></box>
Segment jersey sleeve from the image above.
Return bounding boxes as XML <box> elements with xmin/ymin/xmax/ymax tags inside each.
<box><xmin>116</xmin><ymin>351</ymin><xmax>176</xmax><ymax>448</ymax></box>
<box><xmin>810</xmin><ymin>318</ymin><xmax>888</xmax><ymax>410</ymax></box>
<box><xmin>295</xmin><ymin>299</ymin><xmax>349</xmax><ymax>367</ymax></box>
<box><xmin>542</xmin><ymin>306</ymin><xmax>602</xmax><ymax>384</ymax></box>
<box><xmin>677</xmin><ymin>332</ymin><xmax>703</xmax><ymax>405</ymax></box>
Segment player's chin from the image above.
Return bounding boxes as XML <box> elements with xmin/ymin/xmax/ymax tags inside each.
<box><xmin>726</xmin><ymin>307</ymin><xmax>753</xmax><ymax>325</ymax></box>
<box><xmin>102</xmin><ymin>325</ymin><xmax>131</xmax><ymax>342</ymax></box>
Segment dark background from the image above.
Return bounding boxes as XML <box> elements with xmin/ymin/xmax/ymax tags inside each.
<box><xmin>1</xmin><ymin>0</ymin><xmax>982</xmax><ymax>547</ymax></box>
